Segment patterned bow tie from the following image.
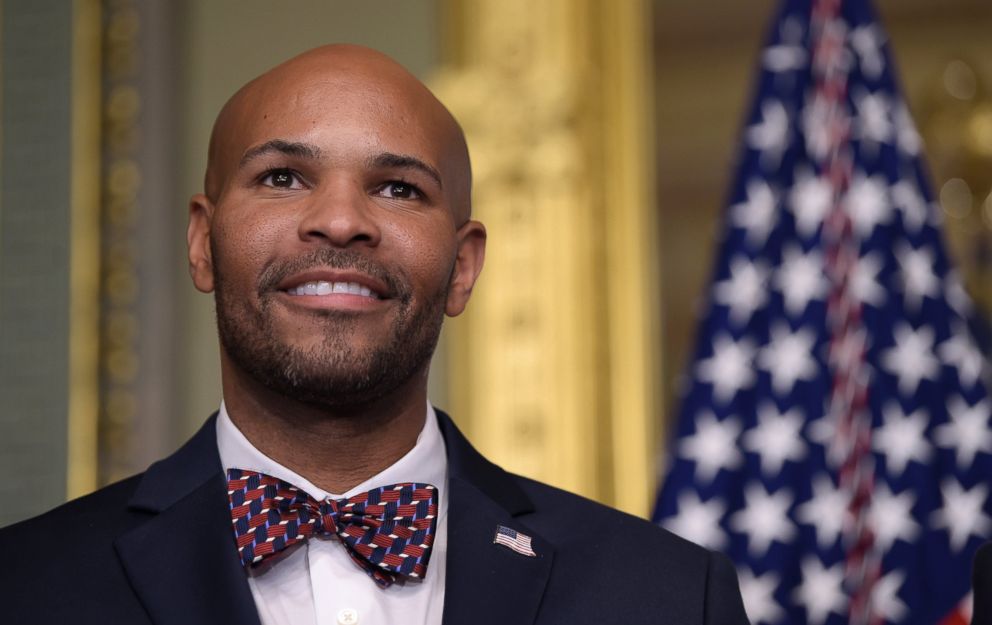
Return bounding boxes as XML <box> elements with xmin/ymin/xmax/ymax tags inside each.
<box><xmin>226</xmin><ymin>468</ymin><xmax>439</xmax><ymax>587</ymax></box>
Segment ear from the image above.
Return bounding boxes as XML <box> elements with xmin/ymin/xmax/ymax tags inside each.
<box><xmin>187</xmin><ymin>193</ymin><xmax>216</xmax><ymax>293</ymax></box>
<box><xmin>445</xmin><ymin>219</ymin><xmax>487</xmax><ymax>317</ymax></box>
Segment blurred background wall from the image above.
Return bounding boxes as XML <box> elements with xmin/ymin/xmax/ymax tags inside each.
<box><xmin>1</xmin><ymin>0</ymin><xmax>989</xmax><ymax>526</ymax></box>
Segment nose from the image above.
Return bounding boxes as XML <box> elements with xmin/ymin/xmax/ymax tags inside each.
<box><xmin>297</xmin><ymin>177</ymin><xmax>381</xmax><ymax>247</ymax></box>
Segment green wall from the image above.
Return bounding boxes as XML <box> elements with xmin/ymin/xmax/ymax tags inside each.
<box><xmin>0</xmin><ymin>0</ymin><xmax>73</xmax><ymax>526</ymax></box>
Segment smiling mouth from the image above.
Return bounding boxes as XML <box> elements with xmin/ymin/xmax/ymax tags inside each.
<box><xmin>286</xmin><ymin>280</ymin><xmax>381</xmax><ymax>299</ymax></box>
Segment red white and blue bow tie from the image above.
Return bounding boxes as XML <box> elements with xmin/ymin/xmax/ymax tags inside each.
<box><xmin>226</xmin><ymin>468</ymin><xmax>439</xmax><ymax>587</ymax></box>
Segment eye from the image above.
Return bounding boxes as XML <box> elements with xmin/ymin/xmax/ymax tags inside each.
<box><xmin>376</xmin><ymin>181</ymin><xmax>422</xmax><ymax>200</ymax></box>
<box><xmin>260</xmin><ymin>169</ymin><xmax>305</xmax><ymax>190</ymax></box>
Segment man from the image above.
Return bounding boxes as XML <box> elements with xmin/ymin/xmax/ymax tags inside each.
<box><xmin>0</xmin><ymin>45</ymin><xmax>749</xmax><ymax>624</ymax></box>
<box><xmin>974</xmin><ymin>542</ymin><xmax>992</xmax><ymax>624</ymax></box>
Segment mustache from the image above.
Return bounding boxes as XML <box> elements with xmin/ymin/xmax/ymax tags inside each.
<box><xmin>257</xmin><ymin>249</ymin><xmax>406</xmax><ymax>299</ymax></box>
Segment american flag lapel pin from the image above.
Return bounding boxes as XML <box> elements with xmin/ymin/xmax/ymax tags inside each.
<box><xmin>493</xmin><ymin>524</ymin><xmax>537</xmax><ymax>557</ymax></box>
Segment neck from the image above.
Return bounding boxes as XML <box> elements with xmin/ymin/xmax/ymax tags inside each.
<box><xmin>221</xmin><ymin>359</ymin><xmax>429</xmax><ymax>494</ymax></box>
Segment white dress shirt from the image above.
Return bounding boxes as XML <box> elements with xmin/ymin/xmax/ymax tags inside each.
<box><xmin>216</xmin><ymin>401</ymin><xmax>448</xmax><ymax>625</ymax></box>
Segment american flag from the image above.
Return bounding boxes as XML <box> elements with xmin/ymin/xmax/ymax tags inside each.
<box><xmin>493</xmin><ymin>525</ymin><xmax>537</xmax><ymax>557</ymax></box>
<box><xmin>653</xmin><ymin>0</ymin><xmax>992</xmax><ymax>624</ymax></box>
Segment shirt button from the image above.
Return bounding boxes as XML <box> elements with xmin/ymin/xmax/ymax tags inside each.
<box><xmin>337</xmin><ymin>608</ymin><xmax>359</xmax><ymax>625</ymax></box>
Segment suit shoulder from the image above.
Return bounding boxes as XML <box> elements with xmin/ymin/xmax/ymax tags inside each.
<box><xmin>0</xmin><ymin>473</ymin><xmax>143</xmax><ymax>544</ymax></box>
<box><xmin>0</xmin><ymin>474</ymin><xmax>157</xmax><ymax>621</ymax></box>
<box><xmin>510</xmin><ymin>474</ymin><xmax>748</xmax><ymax>623</ymax></box>
<box><xmin>512</xmin><ymin>473</ymin><xmax>708</xmax><ymax>557</ymax></box>
<box><xmin>973</xmin><ymin>541</ymin><xmax>992</xmax><ymax>625</ymax></box>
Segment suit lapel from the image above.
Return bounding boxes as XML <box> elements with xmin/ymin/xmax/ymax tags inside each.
<box><xmin>114</xmin><ymin>416</ymin><xmax>261</xmax><ymax>625</ymax></box>
<box><xmin>436</xmin><ymin>411</ymin><xmax>554</xmax><ymax>625</ymax></box>
<box><xmin>112</xmin><ymin>409</ymin><xmax>551</xmax><ymax>625</ymax></box>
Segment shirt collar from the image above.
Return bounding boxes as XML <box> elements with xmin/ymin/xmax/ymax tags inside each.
<box><xmin>216</xmin><ymin>400</ymin><xmax>447</xmax><ymax>501</ymax></box>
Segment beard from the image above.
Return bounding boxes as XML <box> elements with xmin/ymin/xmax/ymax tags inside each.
<box><xmin>212</xmin><ymin>246</ymin><xmax>448</xmax><ymax>409</ymax></box>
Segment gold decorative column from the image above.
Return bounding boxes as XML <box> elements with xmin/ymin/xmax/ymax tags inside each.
<box><xmin>98</xmin><ymin>0</ymin><xmax>142</xmax><ymax>484</ymax></box>
<box><xmin>434</xmin><ymin>0</ymin><xmax>661</xmax><ymax>516</ymax></box>
<box><xmin>67</xmin><ymin>0</ymin><xmax>102</xmax><ymax>498</ymax></box>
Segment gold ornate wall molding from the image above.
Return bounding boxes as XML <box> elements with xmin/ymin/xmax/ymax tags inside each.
<box><xmin>67</xmin><ymin>0</ymin><xmax>102</xmax><ymax>498</ymax></box>
<box><xmin>434</xmin><ymin>0</ymin><xmax>661</xmax><ymax>516</ymax></box>
<box><xmin>98</xmin><ymin>0</ymin><xmax>142</xmax><ymax>485</ymax></box>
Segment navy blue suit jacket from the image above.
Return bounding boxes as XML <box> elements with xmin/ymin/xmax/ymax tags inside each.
<box><xmin>0</xmin><ymin>411</ymin><xmax>749</xmax><ymax>624</ymax></box>
<box><xmin>973</xmin><ymin>542</ymin><xmax>992</xmax><ymax>625</ymax></box>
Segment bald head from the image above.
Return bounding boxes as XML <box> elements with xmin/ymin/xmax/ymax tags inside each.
<box><xmin>204</xmin><ymin>44</ymin><xmax>472</xmax><ymax>222</ymax></box>
<box><xmin>186</xmin><ymin>44</ymin><xmax>487</xmax><ymax>422</ymax></box>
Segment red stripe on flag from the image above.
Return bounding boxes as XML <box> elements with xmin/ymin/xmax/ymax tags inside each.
<box><xmin>940</xmin><ymin>596</ymin><xmax>972</xmax><ymax>625</ymax></box>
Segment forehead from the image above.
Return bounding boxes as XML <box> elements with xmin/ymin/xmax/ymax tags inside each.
<box><xmin>227</xmin><ymin>75</ymin><xmax>445</xmax><ymax>164</ymax></box>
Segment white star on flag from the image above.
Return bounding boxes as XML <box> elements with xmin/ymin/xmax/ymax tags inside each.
<box><xmin>939</xmin><ymin>326</ymin><xmax>986</xmax><ymax>388</ymax></box>
<box><xmin>896</xmin><ymin>243</ymin><xmax>940</xmax><ymax>310</ymax></box>
<box><xmin>743</xmin><ymin>403</ymin><xmax>807</xmax><ymax>477</ymax></box>
<box><xmin>795</xmin><ymin>474</ymin><xmax>847</xmax><ymax>549</ymax></box>
<box><xmin>730</xmin><ymin>482</ymin><xmax>796</xmax><ymax>557</ymax></box>
<box><xmin>748</xmin><ymin>100</ymin><xmax>791</xmax><ymax>170</ymax></box>
<box><xmin>847</xmin><ymin>252</ymin><xmax>885</xmax><ymax>308</ymax></box>
<box><xmin>792</xmin><ymin>556</ymin><xmax>847</xmax><ymax>625</ymax></box>
<box><xmin>869</xmin><ymin>483</ymin><xmax>920</xmax><ymax>552</ymax></box>
<box><xmin>806</xmin><ymin>411</ymin><xmax>847</xmax><ymax>469</ymax></box>
<box><xmin>873</xmin><ymin>403</ymin><xmax>933</xmax><ymax>477</ymax></box>
<box><xmin>827</xmin><ymin>328</ymin><xmax>868</xmax><ymax>377</ymax></box>
<box><xmin>852</xmin><ymin>88</ymin><xmax>894</xmax><ymax>148</ymax></box>
<box><xmin>713</xmin><ymin>256</ymin><xmax>770</xmax><ymax>326</ymax></box>
<box><xmin>774</xmin><ymin>245</ymin><xmax>828</xmax><ymax>316</ymax></box>
<box><xmin>678</xmin><ymin>410</ymin><xmax>744</xmax><ymax>483</ymax></box>
<box><xmin>812</xmin><ymin>16</ymin><xmax>853</xmax><ymax>76</ymax></box>
<box><xmin>849</xmin><ymin>24</ymin><xmax>886</xmax><ymax>80</ymax></box>
<box><xmin>763</xmin><ymin>16</ymin><xmax>806</xmax><ymax>74</ymax></box>
<box><xmin>848</xmin><ymin>251</ymin><xmax>886</xmax><ymax>307</ymax></box>
<box><xmin>891</xmin><ymin>179</ymin><xmax>930</xmax><ymax>233</ymax></box>
<box><xmin>757</xmin><ymin>323</ymin><xmax>818</xmax><ymax>395</ymax></box>
<box><xmin>696</xmin><ymin>334</ymin><xmax>758</xmax><ymax>403</ymax></box>
<box><xmin>871</xmin><ymin>570</ymin><xmax>909</xmax><ymax>624</ymax></box>
<box><xmin>801</xmin><ymin>92</ymin><xmax>836</xmax><ymax>161</ymax></box>
<box><xmin>946</xmin><ymin>270</ymin><xmax>974</xmax><ymax>318</ymax></box>
<box><xmin>732</xmin><ymin>180</ymin><xmax>779</xmax><ymax>248</ymax></box>
<box><xmin>737</xmin><ymin>568</ymin><xmax>784</xmax><ymax>625</ymax></box>
<box><xmin>934</xmin><ymin>397</ymin><xmax>992</xmax><ymax>471</ymax></box>
<box><xmin>880</xmin><ymin>323</ymin><xmax>942</xmax><ymax>397</ymax></box>
<box><xmin>789</xmin><ymin>169</ymin><xmax>833</xmax><ymax>238</ymax></box>
<box><xmin>844</xmin><ymin>173</ymin><xmax>892</xmax><ymax>238</ymax></box>
<box><xmin>894</xmin><ymin>102</ymin><xmax>923</xmax><ymax>156</ymax></box>
<box><xmin>931</xmin><ymin>479</ymin><xmax>992</xmax><ymax>552</ymax></box>
<box><xmin>665</xmin><ymin>490</ymin><xmax>728</xmax><ymax>550</ymax></box>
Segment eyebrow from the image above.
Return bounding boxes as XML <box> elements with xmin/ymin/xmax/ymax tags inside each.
<box><xmin>369</xmin><ymin>152</ymin><xmax>443</xmax><ymax>189</ymax></box>
<box><xmin>239</xmin><ymin>140</ymin><xmax>323</xmax><ymax>168</ymax></box>
<box><xmin>238</xmin><ymin>141</ymin><xmax>443</xmax><ymax>190</ymax></box>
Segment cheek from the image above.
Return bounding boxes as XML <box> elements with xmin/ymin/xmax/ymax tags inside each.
<box><xmin>386</xmin><ymin>221</ymin><xmax>457</xmax><ymax>291</ymax></box>
<box><xmin>212</xmin><ymin>213</ymin><xmax>290</xmax><ymax>285</ymax></box>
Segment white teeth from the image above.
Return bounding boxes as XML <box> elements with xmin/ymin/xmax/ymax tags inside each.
<box><xmin>287</xmin><ymin>281</ymin><xmax>379</xmax><ymax>299</ymax></box>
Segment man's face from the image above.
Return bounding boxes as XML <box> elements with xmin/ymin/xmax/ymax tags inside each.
<box><xmin>187</xmin><ymin>68</ymin><xmax>483</xmax><ymax>408</ymax></box>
